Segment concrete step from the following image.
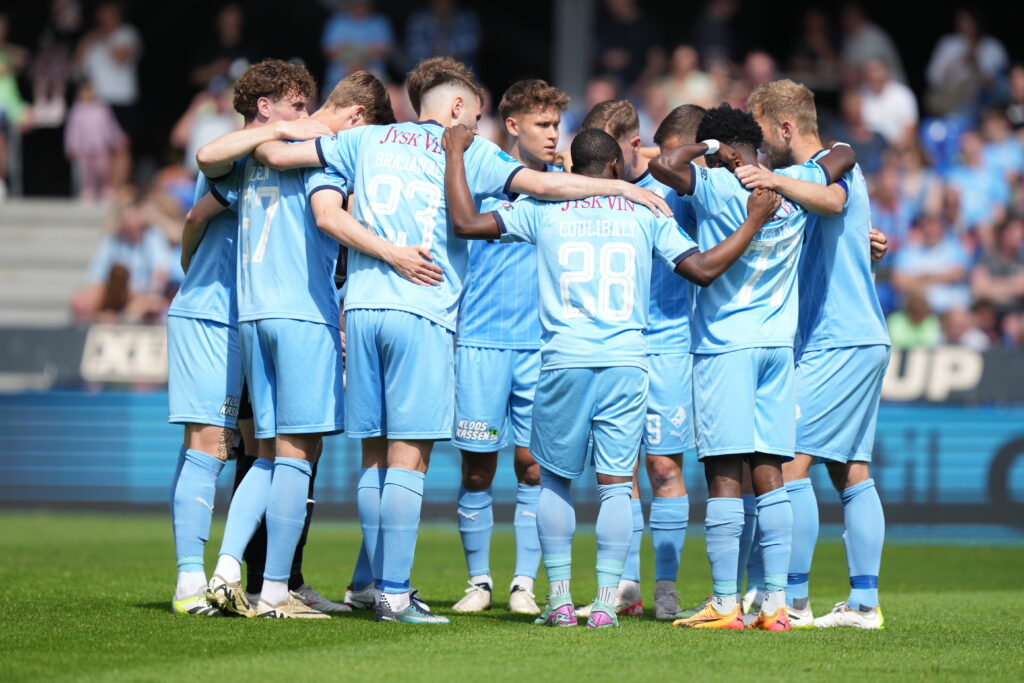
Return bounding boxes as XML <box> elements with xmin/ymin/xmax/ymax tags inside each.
<box><xmin>0</xmin><ymin>308</ymin><xmax>71</xmax><ymax>327</ymax></box>
<box><xmin>0</xmin><ymin>199</ymin><xmax>109</xmax><ymax>227</ymax></box>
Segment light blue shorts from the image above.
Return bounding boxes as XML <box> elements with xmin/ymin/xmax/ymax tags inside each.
<box><xmin>345</xmin><ymin>309</ymin><xmax>455</xmax><ymax>440</ymax></box>
<box><xmin>167</xmin><ymin>315</ymin><xmax>243</xmax><ymax>428</ymax></box>
<box><xmin>796</xmin><ymin>344</ymin><xmax>890</xmax><ymax>463</ymax></box>
<box><xmin>693</xmin><ymin>347</ymin><xmax>795</xmax><ymax>461</ymax></box>
<box><xmin>531</xmin><ymin>366</ymin><xmax>647</xmax><ymax>479</ymax></box>
<box><xmin>453</xmin><ymin>345</ymin><xmax>540</xmax><ymax>452</ymax></box>
<box><xmin>239</xmin><ymin>318</ymin><xmax>344</xmax><ymax>439</ymax></box>
<box><xmin>645</xmin><ymin>352</ymin><xmax>695</xmax><ymax>455</ymax></box>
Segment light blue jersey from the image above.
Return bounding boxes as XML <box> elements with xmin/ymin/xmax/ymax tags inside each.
<box><xmin>220</xmin><ymin>158</ymin><xmax>348</xmax><ymax>328</ymax></box>
<box><xmin>457</xmin><ymin>164</ymin><xmax>562</xmax><ymax>350</ymax></box>
<box><xmin>167</xmin><ymin>174</ymin><xmax>239</xmax><ymax>326</ymax></box>
<box><xmin>635</xmin><ymin>171</ymin><xmax>695</xmax><ymax>355</ymax></box>
<box><xmin>316</xmin><ymin>121</ymin><xmax>524</xmax><ymax>331</ymax></box>
<box><xmin>688</xmin><ymin>164</ymin><xmax>809</xmax><ymax>354</ymax></box>
<box><xmin>493</xmin><ymin>194</ymin><xmax>698</xmax><ymax>370</ymax></box>
<box><xmin>790</xmin><ymin>153</ymin><xmax>890</xmax><ymax>353</ymax></box>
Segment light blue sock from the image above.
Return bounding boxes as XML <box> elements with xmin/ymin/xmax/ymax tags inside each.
<box><xmin>172</xmin><ymin>448</ymin><xmax>225</xmax><ymax>573</ymax></box>
<box><xmin>512</xmin><ymin>483</ymin><xmax>541</xmax><ymax>580</ymax></box>
<box><xmin>756</xmin><ymin>487</ymin><xmax>793</xmax><ymax>594</ymax></box>
<box><xmin>458</xmin><ymin>487</ymin><xmax>493</xmax><ymax>579</ymax></box>
<box><xmin>379</xmin><ymin>467</ymin><xmax>425</xmax><ymax>594</ymax></box>
<box><xmin>263</xmin><ymin>457</ymin><xmax>312</xmax><ymax>582</ymax></box>
<box><xmin>705</xmin><ymin>497</ymin><xmax>744</xmax><ymax>597</ymax></box>
<box><xmin>736</xmin><ymin>493</ymin><xmax>758</xmax><ymax>590</ymax></box>
<box><xmin>350</xmin><ymin>542</ymin><xmax>374</xmax><ymax>590</ymax></box>
<box><xmin>596</xmin><ymin>483</ymin><xmax>633</xmax><ymax>590</ymax></box>
<box><xmin>747</xmin><ymin>524</ymin><xmax>765</xmax><ymax>592</ymax></box>
<box><xmin>219</xmin><ymin>458</ymin><xmax>273</xmax><ymax>562</ymax></box>
<box><xmin>785</xmin><ymin>478</ymin><xmax>818</xmax><ymax>606</ymax></box>
<box><xmin>169</xmin><ymin>448</ymin><xmax>186</xmax><ymax>528</ymax></box>
<box><xmin>842</xmin><ymin>479</ymin><xmax>884</xmax><ymax>609</ymax></box>
<box><xmin>620</xmin><ymin>498</ymin><xmax>644</xmax><ymax>583</ymax></box>
<box><xmin>649</xmin><ymin>495</ymin><xmax>688</xmax><ymax>582</ymax></box>
<box><xmin>356</xmin><ymin>467</ymin><xmax>385</xmax><ymax>586</ymax></box>
<box><xmin>537</xmin><ymin>469</ymin><xmax>575</xmax><ymax>584</ymax></box>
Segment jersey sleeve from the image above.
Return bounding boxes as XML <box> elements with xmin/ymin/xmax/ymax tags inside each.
<box><xmin>464</xmin><ymin>137</ymin><xmax>525</xmax><ymax>201</ymax></box>
<box><xmin>315</xmin><ymin>128</ymin><xmax>366</xmax><ymax>182</ymax></box>
<box><xmin>689</xmin><ymin>164</ymin><xmax>728</xmax><ymax>214</ymax></box>
<box><xmin>666</xmin><ymin>192</ymin><xmax>698</xmax><ymax>240</ymax></box>
<box><xmin>652</xmin><ymin>214</ymin><xmax>699</xmax><ymax>270</ymax></box>
<box><xmin>491</xmin><ymin>197</ymin><xmax>537</xmax><ymax>244</ymax></box>
<box><xmin>209</xmin><ymin>160</ymin><xmax>244</xmax><ymax>207</ymax></box>
<box><xmin>304</xmin><ymin>164</ymin><xmax>349</xmax><ymax>201</ymax></box>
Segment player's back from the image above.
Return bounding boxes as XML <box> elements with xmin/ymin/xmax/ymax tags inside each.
<box><xmin>797</xmin><ymin>157</ymin><xmax>889</xmax><ymax>353</ymax></box>
<box><xmin>168</xmin><ymin>175</ymin><xmax>237</xmax><ymax>326</ymax></box>
<box><xmin>689</xmin><ymin>165</ymin><xmax>806</xmax><ymax>353</ymax></box>
<box><xmin>318</xmin><ymin>121</ymin><xmax>522</xmax><ymax>332</ymax></box>
<box><xmin>233</xmin><ymin>158</ymin><xmax>342</xmax><ymax>327</ymax></box>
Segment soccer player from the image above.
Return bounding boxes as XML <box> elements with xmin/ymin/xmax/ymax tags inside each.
<box><xmin>450</xmin><ymin>79</ymin><xmax>570</xmax><ymax>616</ymax></box>
<box><xmin>740</xmin><ymin>79</ymin><xmax>891</xmax><ymax>629</ymax></box>
<box><xmin>256</xmin><ymin>57</ymin><xmax>670</xmax><ymax>625</ymax></box>
<box><xmin>199</xmin><ymin>70</ymin><xmax>437</xmax><ymax>619</ymax></box>
<box><xmin>444</xmin><ymin>124</ymin><xmax>782</xmax><ymax>628</ymax></box>
<box><xmin>650</xmin><ymin>104</ymin><xmax>855</xmax><ymax>631</ymax></box>
<box><xmin>574</xmin><ymin>100</ymin><xmax>704</xmax><ymax>621</ymax></box>
<box><xmin>166</xmin><ymin>59</ymin><xmax>330</xmax><ymax>616</ymax></box>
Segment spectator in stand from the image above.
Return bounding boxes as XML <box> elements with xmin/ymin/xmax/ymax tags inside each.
<box><xmin>972</xmin><ymin>299</ymin><xmax>1006</xmax><ymax>348</ymax></box>
<box><xmin>1000</xmin><ymin>309</ymin><xmax>1024</xmax><ymax>349</ymax></box>
<box><xmin>64</xmin><ymin>80</ymin><xmax>127</xmax><ymax>202</ymax></box>
<box><xmin>945</xmin><ymin>131</ymin><xmax>1010</xmax><ymax>240</ymax></box>
<box><xmin>940</xmin><ymin>306</ymin><xmax>990</xmax><ymax>350</ymax></box>
<box><xmin>789</xmin><ymin>8</ymin><xmax>840</xmax><ymax>91</ymax></box>
<box><xmin>691</xmin><ymin>0</ymin><xmax>739</xmax><ymax>65</ymax></box>
<box><xmin>826</xmin><ymin>89</ymin><xmax>888</xmax><ymax>174</ymax></box>
<box><xmin>405</xmin><ymin>0</ymin><xmax>480</xmax><ymax>74</ymax></box>
<box><xmin>657</xmin><ymin>45</ymin><xmax>718</xmax><ymax>109</ymax></box>
<box><xmin>870</xmin><ymin>165</ymin><xmax>915</xmax><ymax>253</ymax></box>
<box><xmin>892</xmin><ymin>142</ymin><xmax>944</xmax><ymax>220</ymax></box>
<box><xmin>30</xmin><ymin>0</ymin><xmax>83</xmax><ymax>128</ymax></box>
<box><xmin>72</xmin><ymin>200</ymin><xmax>171</xmax><ymax>323</ymax></box>
<box><xmin>320</xmin><ymin>0</ymin><xmax>393</xmax><ymax>95</ymax></box>
<box><xmin>860</xmin><ymin>57</ymin><xmax>918</xmax><ymax>148</ymax></box>
<box><xmin>170</xmin><ymin>79</ymin><xmax>241</xmax><ymax>176</ymax></box>
<box><xmin>887</xmin><ymin>291</ymin><xmax>941</xmax><ymax>350</ymax></box>
<box><xmin>724</xmin><ymin>51</ymin><xmax>776</xmax><ymax>112</ymax></box>
<box><xmin>76</xmin><ymin>1</ymin><xmax>142</xmax><ymax>138</ymax></box>
<box><xmin>980</xmin><ymin>107</ymin><xmax>1024</xmax><ymax>188</ymax></box>
<box><xmin>595</xmin><ymin>0</ymin><xmax>665</xmax><ymax>94</ymax></box>
<box><xmin>892</xmin><ymin>213</ymin><xmax>972</xmax><ymax>315</ymax></box>
<box><xmin>839</xmin><ymin>3</ymin><xmax>905</xmax><ymax>84</ymax></box>
<box><xmin>560</xmin><ymin>74</ymin><xmax>619</xmax><ymax>139</ymax></box>
<box><xmin>925</xmin><ymin>8</ymin><xmax>1008</xmax><ymax>117</ymax></box>
<box><xmin>0</xmin><ymin>13</ymin><xmax>30</xmax><ymax>200</ymax></box>
<box><xmin>1004</xmin><ymin>65</ymin><xmax>1024</xmax><ymax>132</ymax></box>
<box><xmin>189</xmin><ymin>3</ymin><xmax>258</xmax><ymax>90</ymax></box>
<box><xmin>971</xmin><ymin>216</ymin><xmax>1024</xmax><ymax>313</ymax></box>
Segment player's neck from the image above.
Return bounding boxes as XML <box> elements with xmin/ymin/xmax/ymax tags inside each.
<box><xmin>789</xmin><ymin>133</ymin><xmax>825</xmax><ymax>165</ymax></box>
<box><xmin>310</xmin><ymin>108</ymin><xmax>341</xmax><ymax>133</ymax></box>
<box><xmin>627</xmin><ymin>154</ymin><xmax>649</xmax><ymax>182</ymax></box>
<box><xmin>505</xmin><ymin>138</ymin><xmax>546</xmax><ymax>172</ymax></box>
<box><xmin>417</xmin><ymin>107</ymin><xmax>453</xmax><ymax>126</ymax></box>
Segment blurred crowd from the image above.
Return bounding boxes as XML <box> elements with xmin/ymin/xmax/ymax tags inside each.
<box><xmin>0</xmin><ymin>1</ymin><xmax>1021</xmax><ymax>348</ymax></box>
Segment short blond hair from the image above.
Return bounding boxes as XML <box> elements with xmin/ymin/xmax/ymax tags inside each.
<box><xmin>747</xmin><ymin>79</ymin><xmax>819</xmax><ymax>136</ymax></box>
<box><xmin>324</xmin><ymin>70</ymin><xmax>395</xmax><ymax>125</ymax></box>
<box><xmin>580</xmin><ymin>99</ymin><xmax>639</xmax><ymax>142</ymax></box>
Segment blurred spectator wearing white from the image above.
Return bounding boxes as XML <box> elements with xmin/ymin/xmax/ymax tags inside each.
<box><xmin>77</xmin><ymin>1</ymin><xmax>141</xmax><ymax>137</ymax></box>
<box><xmin>72</xmin><ymin>201</ymin><xmax>171</xmax><ymax>323</ymax></box>
<box><xmin>925</xmin><ymin>8</ymin><xmax>1008</xmax><ymax>117</ymax></box>
<box><xmin>971</xmin><ymin>216</ymin><xmax>1024</xmax><ymax>313</ymax></box>
<box><xmin>887</xmin><ymin>291</ymin><xmax>940</xmax><ymax>350</ymax></box>
<box><xmin>405</xmin><ymin>0</ymin><xmax>480</xmax><ymax>73</ymax></box>
<box><xmin>892</xmin><ymin>214</ymin><xmax>972</xmax><ymax>314</ymax></box>
<box><xmin>320</xmin><ymin>0</ymin><xmax>393</xmax><ymax>95</ymax></box>
<box><xmin>30</xmin><ymin>0</ymin><xmax>83</xmax><ymax>128</ymax></box>
<box><xmin>170</xmin><ymin>80</ymin><xmax>241</xmax><ymax>177</ymax></box>
<box><xmin>860</xmin><ymin>58</ymin><xmax>918</xmax><ymax>147</ymax></box>
<box><xmin>189</xmin><ymin>3</ymin><xmax>257</xmax><ymax>89</ymax></box>
<box><xmin>826</xmin><ymin>89</ymin><xmax>888</xmax><ymax>174</ymax></box>
<box><xmin>595</xmin><ymin>0</ymin><xmax>665</xmax><ymax>94</ymax></box>
<box><xmin>940</xmin><ymin>307</ymin><xmax>990</xmax><ymax>351</ymax></box>
<box><xmin>0</xmin><ymin>13</ymin><xmax>30</xmax><ymax>200</ymax></box>
<box><xmin>657</xmin><ymin>45</ymin><xmax>718</xmax><ymax>110</ymax></box>
<box><xmin>839</xmin><ymin>3</ymin><xmax>905</xmax><ymax>84</ymax></box>
<box><xmin>64</xmin><ymin>80</ymin><xmax>127</xmax><ymax>202</ymax></box>
<box><xmin>945</xmin><ymin>131</ymin><xmax>1010</xmax><ymax>237</ymax></box>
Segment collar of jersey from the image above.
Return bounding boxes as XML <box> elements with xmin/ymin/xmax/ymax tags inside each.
<box><xmin>629</xmin><ymin>170</ymin><xmax>651</xmax><ymax>184</ymax></box>
<box><xmin>414</xmin><ymin>119</ymin><xmax>443</xmax><ymax>127</ymax></box>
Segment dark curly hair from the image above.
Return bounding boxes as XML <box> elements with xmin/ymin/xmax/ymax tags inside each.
<box><xmin>695</xmin><ymin>103</ymin><xmax>763</xmax><ymax>153</ymax></box>
<box><xmin>233</xmin><ymin>59</ymin><xmax>316</xmax><ymax>121</ymax></box>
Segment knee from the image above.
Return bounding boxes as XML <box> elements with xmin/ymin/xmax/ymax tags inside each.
<box><xmin>646</xmin><ymin>456</ymin><xmax>681</xmax><ymax>491</ymax></box>
<box><xmin>516</xmin><ymin>462</ymin><xmax>541</xmax><ymax>487</ymax></box>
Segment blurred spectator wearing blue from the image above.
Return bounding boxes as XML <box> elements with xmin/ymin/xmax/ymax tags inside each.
<box><xmin>870</xmin><ymin>165</ymin><xmax>914</xmax><ymax>254</ymax></box>
<box><xmin>892</xmin><ymin>214</ymin><xmax>972</xmax><ymax>315</ymax></box>
<box><xmin>980</xmin><ymin>107</ymin><xmax>1024</xmax><ymax>188</ymax></box>
<box><xmin>405</xmin><ymin>0</ymin><xmax>480</xmax><ymax>74</ymax></box>
<box><xmin>72</xmin><ymin>201</ymin><xmax>171</xmax><ymax>323</ymax></box>
<box><xmin>860</xmin><ymin>58</ymin><xmax>918</xmax><ymax>148</ymax></box>
<box><xmin>76</xmin><ymin>1</ymin><xmax>142</xmax><ymax>138</ymax></box>
<box><xmin>945</xmin><ymin>131</ymin><xmax>1010</xmax><ymax>238</ymax></box>
<box><xmin>189</xmin><ymin>3</ymin><xmax>258</xmax><ymax>90</ymax></box>
<box><xmin>892</xmin><ymin>142</ymin><xmax>944</xmax><ymax>220</ymax></box>
<box><xmin>320</xmin><ymin>0</ymin><xmax>393</xmax><ymax>95</ymax></box>
<box><xmin>595</xmin><ymin>0</ymin><xmax>665</xmax><ymax>94</ymax></box>
<box><xmin>826</xmin><ymin>89</ymin><xmax>887</xmax><ymax>175</ymax></box>
<box><xmin>839</xmin><ymin>3</ymin><xmax>905</xmax><ymax>84</ymax></box>
<box><xmin>925</xmin><ymin>8</ymin><xmax>1008</xmax><ymax>118</ymax></box>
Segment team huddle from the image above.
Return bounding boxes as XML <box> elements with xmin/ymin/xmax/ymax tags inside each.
<box><xmin>166</xmin><ymin>54</ymin><xmax>891</xmax><ymax>631</ymax></box>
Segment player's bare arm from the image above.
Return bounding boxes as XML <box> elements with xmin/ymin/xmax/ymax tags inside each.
<box><xmin>310</xmin><ymin>190</ymin><xmax>444</xmax><ymax>286</ymax></box>
<box><xmin>649</xmin><ymin>141</ymin><xmax>742</xmax><ymax>195</ymax></box>
<box><xmin>510</xmin><ymin>166</ymin><xmax>672</xmax><ymax>217</ymax></box>
<box><xmin>197</xmin><ymin>120</ymin><xmax>331</xmax><ymax>177</ymax></box>
<box><xmin>180</xmin><ymin>192</ymin><xmax>225</xmax><ymax>273</ymax></box>
<box><xmin>674</xmin><ymin>189</ymin><xmax>782</xmax><ymax>286</ymax></box>
<box><xmin>735</xmin><ymin>144</ymin><xmax>856</xmax><ymax>216</ymax></box>
<box><xmin>252</xmin><ymin>138</ymin><xmax>322</xmax><ymax>170</ymax></box>
<box><xmin>443</xmin><ymin>126</ymin><xmax>502</xmax><ymax>239</ymax></box>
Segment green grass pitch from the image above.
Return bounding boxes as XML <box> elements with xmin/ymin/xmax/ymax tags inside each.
<box><xmin>1</xmin><ymin>511</ymin><xmax>1022</xmax><ymax>681</ymax></box>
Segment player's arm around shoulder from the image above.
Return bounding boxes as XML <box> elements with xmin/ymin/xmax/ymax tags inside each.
<box><xmin>442</xmin><ymin>125</ymin><xmax>502</xmax><ymax>239</ymax></box>
<box><xmin>509</xmin><ymin>161</ymin><xmax>671</xmax><ymax>217</ymax></box>
<box><xmin>198</xmin><ymin>119</ymin><xmax>331</xmax><ymax>176</ymax></box>
<box><xmin>736</xmin><ymin>160</ymin><xmax>847</xmax><ymax>216</ymax></box>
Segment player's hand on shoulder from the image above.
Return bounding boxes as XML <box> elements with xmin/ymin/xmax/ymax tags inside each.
<box><xmin>735</xmin><ymin>163</ymin><xmax>778</xmax><ymax>190</ymax></box>
<box><xmin>553</xmin><ymin>150</ymin><xmax>572</xmax><ymax>171</ymax></box>
<box><xmin>713</xmin><ymin>142</ymin><xmax>744</xmax><ymax>172</ymax></box>
<box><xmin>442</xmin><ymin>125</ymin><xmax>475</xmax><ymax>154</ymax></box>
<box><xmin>389</xmin><ymin>245</ymin><xmax>445</xmax><ymax>286</ymax></box>
<box><xmin>746</xmin><ymin>188</ymin><xmax>782</xmax><ymax>223</ymax></box>
<box><xmin>275</xmin><ymin>118</ymin><xmax>333</xmax><ymax>141</ymax></box>
<box><xmin>869</xmin><ymin>228</ymin><xmax>889</xmax><ymax>262</ymax></box>
<box><xmin>620</xmin><ymin>182</ymin><xmax>672</xmax><ymax>217</ymax></box>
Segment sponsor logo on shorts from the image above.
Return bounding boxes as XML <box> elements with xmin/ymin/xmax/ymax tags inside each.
<box><xmin>456</xmin><ymin>419</ymin><xmax>499</xmax><ymax>442</ymax></box>
<box><xmin>220</xmin><ymin>395</ymin><xmax>240</xmax><ymax>417</ymax></box>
